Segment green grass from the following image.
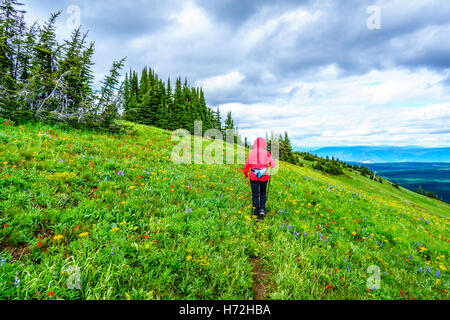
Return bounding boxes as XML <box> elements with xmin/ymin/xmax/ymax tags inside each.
<box><xmin>0</xmin><ymin>121</ymin><xmax>448</xmax><ymax>300</ymax></box>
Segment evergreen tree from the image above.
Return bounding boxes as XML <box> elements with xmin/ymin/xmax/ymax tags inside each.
<box><xmin>417</xmin><ymin>185</ymin><xmax>424</xmax><ymax>195</ymax></box>
<box><xmin>224</xmin><ymin>111</ymin><xmax>234</xmax><ymax>130</ymax></box>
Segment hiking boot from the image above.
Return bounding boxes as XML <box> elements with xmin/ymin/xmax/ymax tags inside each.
<box><xmin>259</xmin><ymin>209</ymin><xmax>266</xmax><ymax>218</ymax></box>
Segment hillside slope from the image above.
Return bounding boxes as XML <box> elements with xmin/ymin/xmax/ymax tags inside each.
<box><xmin>0</xmin><ymin>121</ymin><xmax>448</xmax><ymax>300</ymax></box>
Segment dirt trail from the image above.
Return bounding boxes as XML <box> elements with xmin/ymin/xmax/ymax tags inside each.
<box><xmin>249</xmin><ymin>257</ymin><xmax>267</xmax><ymax>300</ymax></box>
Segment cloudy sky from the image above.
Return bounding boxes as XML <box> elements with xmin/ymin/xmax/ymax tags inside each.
<box><xmin>21</xmin><ymin>0</ymin><xmax>450</xmax><ymax>148</ymax></box>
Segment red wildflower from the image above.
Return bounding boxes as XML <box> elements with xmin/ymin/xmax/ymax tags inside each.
<box><xmin>48</xmin><ymin>291</ymin><xmax>54</xmax><ymax>296</ymax></box>
<box><xmin>37</xmin><ymin>241</ymin><xmax>42</xmax><ymax>247</ymax></box>
<box><xmin>144</xmin><ymin>235</ymin><xmax>149</xmax><ymax>240</ymax></box>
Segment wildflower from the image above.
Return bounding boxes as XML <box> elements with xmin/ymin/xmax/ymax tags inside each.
<box><xmin>37</xmin><ymin>241</ymin><xmax>43</xmax><ymax>247</ymax></box>
<box><xmin>287</xmin><ymin>225</ymin><xmax>292</xmax><ymax>231</ymax></box>
<box><xmin>111</xmin><ymin>226</ymin><xmax>119</xmax><ymax>232</ymax></box>
<box><xmin>79</xmin><ymin>232</ymin><xmax>88</xmax><ymax>237</ymax></box>
<box><xmin>48</xmin><ymin>291</ymin><xmax>54</xmax><ymax>296</ymax></box>
<box><xmin>0</xmin><ymin>259</ymin><xmax>6</xmax><ymax>267</ymax></box>
<box><xmin>436</xmin><ymin>269</ymin><xmax>440</xmax><ymax>278</ymax></box>
<box><xmin>53</xmin><ymin>235</ymin><xmax>64</xmax><ymax>241</ymax></box>
<box><xmin>187</xmin><ymin>255</ymin><xmax>192</xmax><ymax>261</ymax></box>
<box><xmin>144</xmin><ymin>235</ymin><xmax>149</xmax><ymax>240</ymax></box>
<box><xmin>418</xmin><ymin>267</ymin><xmax>422</xmax><ymax>273</ymax></box>
<box><xmin>14</xmin><ymin>275</ymin><xmax>20</xmax><ymax>288</ymax></box>
<box><xmin>347</xmin><ymin>265</ymin><xmax>350</xmax><ymax>272</ymax></box>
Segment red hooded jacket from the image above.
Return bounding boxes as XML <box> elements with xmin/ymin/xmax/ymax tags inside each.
<box><xmin>243</xmin><ymin>137</ymin><xmax>276</xmax><ymax>182</ymax></box>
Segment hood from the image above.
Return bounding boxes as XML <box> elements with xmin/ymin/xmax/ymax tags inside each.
<box><xmin>253</xmin><ymin>137</ymin><xmax>267</xmax><ymax>150</ymax></box>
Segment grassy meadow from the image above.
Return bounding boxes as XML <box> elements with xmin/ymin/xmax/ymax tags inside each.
<box><xmin>0</xmin><ymin>120</ymin><xmax>448</xmax><ymax>300</ymax></box>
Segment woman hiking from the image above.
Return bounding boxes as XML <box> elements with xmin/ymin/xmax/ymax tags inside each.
<box><xmin>243</xmin><ymin>137</ymin><xmax>276</xmax><ymax>219</ymax></box>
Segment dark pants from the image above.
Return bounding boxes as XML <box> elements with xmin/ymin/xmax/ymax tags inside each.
<box><xmin>250</xmin><ymin>180</ymin><xmax>268</xmax><ymax>214</ymax></box>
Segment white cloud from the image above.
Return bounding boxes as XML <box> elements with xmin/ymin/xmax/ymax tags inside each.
<box><xmin>196</xmin><ymin>71</ymin><xmax>245</xmax><ymax>92</ymax></box>
<box><xmin>219</xmin><ymin>68</ymin><xmax>450</xmax><ymax>147</ymax></box>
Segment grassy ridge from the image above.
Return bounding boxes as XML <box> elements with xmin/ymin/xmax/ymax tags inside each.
<box><xmin>0</xmin><ymin>121</ymin><xmax>448</xmax><ymax>300</ymax></box>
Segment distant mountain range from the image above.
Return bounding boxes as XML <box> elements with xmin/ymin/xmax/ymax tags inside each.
<box><xmin>294</xmin><ymin>146</ymin><xmax>450</xmax><ymax>163</ymax></box>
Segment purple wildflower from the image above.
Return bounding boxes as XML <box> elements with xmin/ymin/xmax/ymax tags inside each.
<box><xmin>14</xmin><ymin>274</ymin><xmax>20</xmax><ymax>288</ymax></box>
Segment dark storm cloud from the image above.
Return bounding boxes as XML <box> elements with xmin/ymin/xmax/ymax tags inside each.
<box><xmin>196</xmin><ymin>0</ymin><xmax>310</xmax><ymax>27</ymax></box>
<box><xmin>22</xmin><ymin>0</ymin><xmax>450</xmax><ymax>83</ymax></box>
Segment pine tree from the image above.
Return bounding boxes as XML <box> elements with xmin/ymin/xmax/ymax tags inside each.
<box><xmin>417</xmin><ymin>185</ymin><xmax>424</xmax><ymax>195</ymax></box>
<box><xmin>224</xmin><ymin>111</ymin><xmax>234</xmax><ymax>130</ymax></box>
<box><xmin>0</xmin><ymin>0</ymin><xmax>27</xmax><ymax>118</ymax></box>
<box><xmin>56</xmin><ymin>27</ymin><xmax>95</xmax><ymax>115</ymax></box>
<box><xmin>95</xmin><ymin>57</ymin><xmax>126</xmax><ymax>129</ymax></box>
